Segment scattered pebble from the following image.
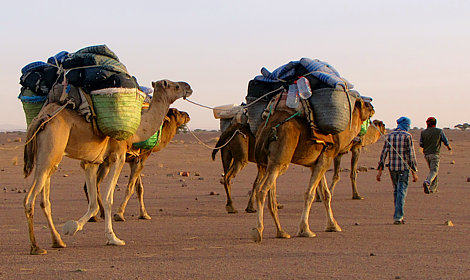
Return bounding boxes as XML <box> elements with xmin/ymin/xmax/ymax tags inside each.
<box><xmin>167</xmin><ymin>173</ymin><xmax>174</xmax><ymax>177</ymax></box>
<box><xmin>195</xmin><ymin>197</ymin><xmax>198</xmax><ymax>200</ymax></box>
<box><xmin>181</xmin><ymin>171</ymin><xmax>190</xmax><ymax>177</ymax></box>
<box><xmin>17</xmin><ymin>190</ymin><xmax>22</xmax><ymax>193</ymax></box>
<box><xmin>466</xmin><ymin>177</ymin><xmax>470</xmax><ymax>182</ymax></box>
<box><xmin>370</xmin><ymin>253</ymin><xmax>376</xmax><ymax>256</ymax></box>
<box><xmin>210</xmin><ymin>191</ymin><xmax>219</xmax><ymax>195</ymax></box>
<box><xmin>23</xmin><ymin>189</ymin><xmax>27</xmax><ymax>193</ymax></box>
<box><xmin>450</xmin><ymin>160</ymin><xmax>455</xmax><ymax>164</ymax></box>
<box><xmin>63</xmin><ymin>174</ymin><xmax>69</xmax><ymax>177</ymax></box>
<box><xmin>181</xmin><ymin>182</ymin><xmax>188</xmax><ymax>187</ymax></box>
<box><xmin>194</xmin><ymin>172</ymin><xmax>200</xmax><ymax>176</ymax></box>
<box><xmin>11</xmin><ymin>157</ymin><xmax>18</xmax><ymax>166</ymax></box>
<box><xmin>354</xmin><ymin>222</ymin><xmax>360</xmax><ymax>226</ymax></box>
<box><xmin>159</xmin><ymin>163</ymin><xmax>164</xmax><ymax>168</ymax></box>
<box><xmin>358</xmin><ymin>166</ymin><xmax>368</xmax><ymax>172</ymax></box>
<box><xmin>159</xmin><ymin>209</ymin><xmax>163</xmax><ymax>212</ymax></box>
<box><xmin>198</xmin><ymin>177</ymin><xmax>204</xmax><ymax>180</ymax></box>
<box><xmin>395</xmin><ymin>276</ymin><xmax>401</xmax><ymax>279</ymax></box>
<box><xmin>13</xmin><ymin>138</ymin><xmax>21</xmax><ymax>143</ymax></box>
<box><xmin>73</xmin><ymin>268</ymin><xmax>87</xmax><ymax>272</ymax></box>
<box><xmin>445</xmin><ymin>220</ymin><xmax>454</xmax><ymax>227</ymax></box>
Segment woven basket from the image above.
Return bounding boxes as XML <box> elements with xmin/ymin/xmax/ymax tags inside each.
<box><xmin>309</xmin><ymin>88</ymin><xmax>356</xmax><ymax>135</ymax></box>
<box><xmin>245</xmin><ymin>96</ymin><xmax>269</xmax><ymax>135</ymax></box>
<box><xmin>22</xmin><ymin>101</ymin><xmax>45</xmax><ymax>127</ymax></box>
<box><xmin>19</xmin><ymin>88</ymin><xmax>46</xmax><ymax>127</ymax></box>
<box><xmin>91</xmin><ymin>88</ymin><xmax>145</xmax><ymax>140</ymax></box>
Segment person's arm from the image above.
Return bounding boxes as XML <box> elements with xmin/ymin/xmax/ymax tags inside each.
<box><xmin>408</xmin><ymin>135</ymin><xmax>419</xmax><ymax>182</ymax></box>
<box><xmin>376</xmin><ymin>138</ymin><xmax>389</xmax><ymax>181</ymax></box>
<box><xmin>441</xmin><ymin>130</ymin><xmax>452</xmax><ymax>150</ymax></box>
<box><xmin>419</xmin><ymin>132</ymin><xmax>424</xmax><ymax>148</ymax></box>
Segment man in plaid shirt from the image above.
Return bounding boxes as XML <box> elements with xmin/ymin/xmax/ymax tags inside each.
<box><xmin>376</xmin><ymin>117</ymin><xmax>418</xmax><ymax>224</ymax></box>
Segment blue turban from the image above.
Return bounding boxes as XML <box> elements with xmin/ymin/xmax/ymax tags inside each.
<box><xmin>396</xmin><ymin>117</ymin><xmax>411</xmax><ymax>131</ymax></box>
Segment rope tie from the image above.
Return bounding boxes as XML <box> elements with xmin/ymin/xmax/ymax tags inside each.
<box><xmin>184</xmin><ymin>124</ymin><xmax>245</xmax><ymax>150</ymax></box>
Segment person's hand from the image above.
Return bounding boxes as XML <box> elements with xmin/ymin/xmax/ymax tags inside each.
<box><xmin>412</xmin><ymin>171</ymin><xmax>418</xmax><ymax>182</ymax></box>
<box><xmin>376</xmin><ymin>170</ymin><xmax>382</xmax><ymax>182</ymax></box>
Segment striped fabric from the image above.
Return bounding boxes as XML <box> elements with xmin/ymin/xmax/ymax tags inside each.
<box><xmin>21</xmin><ymin>61</ymin><xmax>48</xmax><ymax>74</ymax></box>
<box><xmin>378</xmin><ymin>129</ymin><xmax>418</xmax><ymax>172</ymax></box>
<box><xmin>253</xmin><ymin>58</ymin><xmax>353</xmax><ymax>89</ymax></box>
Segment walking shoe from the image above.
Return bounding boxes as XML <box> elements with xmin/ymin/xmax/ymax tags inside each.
<box><xmin>423</xmin><ymin>181</ymin><xmax>430</xmax><ymax>194</ymax></box>
<box><xmin>393</xmin><ymin>219</ymin><xmax>404</xmax><ymax>225</ymax></box>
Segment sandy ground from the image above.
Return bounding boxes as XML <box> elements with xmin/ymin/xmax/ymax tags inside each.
<box><xmin>0</xmin><ymin>129</ymin><xmax>469</xmax><ymax>280</ymax></box>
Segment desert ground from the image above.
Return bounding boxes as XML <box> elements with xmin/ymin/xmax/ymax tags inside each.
<box><xmin>0</xmin><ymin>128</ymin><xmax>469</xmax><ymax>279</ymax></box>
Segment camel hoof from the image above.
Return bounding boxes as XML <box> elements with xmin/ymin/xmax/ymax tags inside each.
<box><xmin>52</xmin><ymin>239</ymin><xmax>66</xmax><ymax>248</ymax></box>
<box><xmin>88</xmin><ymin>216</ymin><xmax>100</xmax><ymax>223</ymax></box>
<box><xmin>276</xmin><ymin>231</ymin><xmax>291</xmax><ymax>239</ymax></box>
<box><xmin>113</xmin><ymin>213</ymin><xmax>126</xmax><ymax>222</ymax></box>
<box><xmin>138</xmin><ymin>213</ymin><xmax>152</xmax><ymax>220</ymax></box>
<box><xmin>30</xmin><ymin>246</ymin><xmax>47</xmax><ymax>255</ymax></box>
<box><xmin>326</xmin><ymin>224</ymin><xmax>342</xmax><ymax>232</ymax></box>
<box><xmin>251</xmin><ymin>228</ymin><xmax>263</xmax><ymax>243</ymax></box>
<box><xmin>226</xmin><ymin>205</ymin><xmax>238</xmax><ymax>214</ymax></box>
<box><xmin>297</xmin><ymin>229</ymin><xmax>316</xmax><ymax>238</ymax></box>
<box><xmin>245</xmin><ymin>207</ymin><xmax>257</xmax><ymax>213</ymax></box>
<box><xmin>276</xmin><ymin>203</ymin><xmax>284</xmax><ymax>210</ymax></box>
<box><xmin>352</xmin><ymin>195</ymin><xmax>364</xmax><ymax>200</ymax></box>
<box><xmin>106</xmin><ymin>238</ymin><xmax>126</xmax><ymax>246</ymax></box>
<box><xmin>63</xmin><ymin>220</ymin><xmax>80</xmax><ymax>236</ymax></box>
<box><xmin>314</xmin><ymin>197</ymin><xmax>322</xmax><ymax>203</ymax></box>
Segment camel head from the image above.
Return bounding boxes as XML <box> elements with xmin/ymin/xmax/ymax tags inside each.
<box><xmin>372</xmin><ymin>120</ymin><xmax>386</xmax><ymax>134</ymax></box>
<box><xmin>151</xmin><ymin>79</ymin><xmax>193</xmax><ymax>103</ymax></box>
<box><xmin>166</xmin><ymin>108</ymin><xmax>190</xmax><ymax>127</ymax></box>
<box><xmin>355</xmin><ymin>98</ymin><xmax>375</xmax><ymax>122</ymax></box>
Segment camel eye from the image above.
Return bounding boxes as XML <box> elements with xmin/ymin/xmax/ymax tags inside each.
<box><xmin>175</xmin><ymin>85</ymin><xmax>180</xmax><ymax>89</ymax></box>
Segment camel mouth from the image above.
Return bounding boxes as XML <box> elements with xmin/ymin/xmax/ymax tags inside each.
<box><xmin>183</xmin><ymin>89</ymin><xmax>193</xmax><ymax>99</ymax></box>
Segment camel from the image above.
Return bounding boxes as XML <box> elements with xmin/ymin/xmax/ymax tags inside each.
<box><xmin>23</xmin><ymin>79</ymin><xmax>192</xmax><ymax>255</ymax></box>
<box><xmin>251</xmin><ymin>95</ymin><xmax>374</xmax><ymax>243</ymax></box>
<box><xmin>212</xmin><ymin>123</ymin><xmax>257</xmax><ymax>213</ymax></box>
<box><xmin>84</xmin><ymin>108</ymin><xmax>190</xmax><ymax>222</ymax></box>
<box><xmin>327</xmin><ymin>120</ymin><xmax>385</xmax><ymax>200</ymax></box>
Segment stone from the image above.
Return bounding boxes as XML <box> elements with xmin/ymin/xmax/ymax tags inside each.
<box><xmin>450</xmin><ymin>160</ymin><xmax>456</xmax><ymax>164</ymax></box>
<box><xmin>445</xmin><ymin>220</ymin><xmax>454</xmax><ymax>227</ymax></box>
<box><xmin>63</xmin><ymin>174</ymin><xmax>69</xmax><ymax>177</ymax></box>
<box><xmin>210</xmin><ymin>191</ymin><xmax>219</xmax><ymax>195</ymax></box>
<box><xmin>466</xmin><ymin>177</ymin><xmax>470</xmax><ymax>182</ymax></box>
<box><xmin>194</xmin><ymin>172</ymin><xmax>200</xmax><ymax>176</ymax></box>
<box><xmin>358</xmin><ymin>166</ymin><xmax>368</xmax><ymax>172</ymax></box>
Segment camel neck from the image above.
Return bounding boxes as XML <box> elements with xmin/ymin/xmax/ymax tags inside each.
<box><xmin>129</xmin><ymin>92</ymin><xmax>171</xmax><ymax>143</ymax></box>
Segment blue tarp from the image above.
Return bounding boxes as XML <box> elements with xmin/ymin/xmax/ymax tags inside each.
<box><xmin>254</xmin><ymin>58</ymin><xmax>353</xmax><ymax>90</ymax></box>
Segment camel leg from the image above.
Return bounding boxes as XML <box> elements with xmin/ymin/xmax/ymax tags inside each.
<box><xmin>63</xmin><ymin>163</ymin><xmax>100</xmax><ymax>236</ymax></box>
<box><xmin>102</xmin><ymin>153</ymin><xmax>126</xmax><ymax>246</ymax></box>
<box><xmin>114</xmin><ymin>158</ymin><xmax>143</xmax><ymax>221</ymax></box>
<box><xmin>318</xmin><ymin>176</ymin><xmax>342</xmax><ymax>232</ymax></box>
<box><xmin>135</xmin><ymin>175</ymin><xmax>151</xmax><ymax>220</ymax></box>
<box><xmin>221</xmin><ymin>149</ymin><xmax>245</xmax><ymax>214</ymax></box>
<box><xmin>267</xmin><ymin>181</ymin><xmax>290</xmax><ymax>239</ymax></box>
<box><xmin>350</xmin><ymin>147</ymin><xmax>364</xmax><ymax>200</ymax></box>
<box><xmin>298</xmin><ymin>154</ymin><xmax>332</xmax><ymax>238</ymax></box>
<box><xmin>24</xmin><ymin>171</ymin><xmax>50</xmax><ymax>255</ymax></box>
<box><xmin>246</xmin><ymin>170</ymin><xmax>261</xmax><ymax>213</ymax></box>
<box><xmin>329</xmin><ymin>154</ymin><xmax>343</xmax><ymax>196</ymax></box>
<box><xmin>251</xmin><ymin>165</ymin><xmax>280</xmax><ymax>243</ymax></box>
<box><xmin>40</xmin><ymin>177</ymin><xmax>66</xmax><ymax>249</ymax></box>
<box><xmin>84</xmin><ymin>163</ymin><xmax>108</xmax><ymax>222</ymax></box>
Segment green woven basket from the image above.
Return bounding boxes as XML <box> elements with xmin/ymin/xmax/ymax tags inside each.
<box><xmin>22</xmin><ymin>101</ymin><xmax>45</xmax><ymax>127</ymax></box>
<box><xmin>19</xmin><ymin>88</ymin><xmax>46</xmax><ymax>127</ymax></box>
<box><xmin>91</xmin><ymin>88</ymin><xmax>145</xmax><ymax>140</ymax></box>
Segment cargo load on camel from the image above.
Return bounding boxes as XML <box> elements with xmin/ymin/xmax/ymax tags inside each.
<box><xmin>18</xmin><ymin>45</ymin><xmax>150</xmax><ymax>141</ymax></box>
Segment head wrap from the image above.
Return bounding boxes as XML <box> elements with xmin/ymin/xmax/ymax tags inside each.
<box><xmin>396</xmin><ymin>116</ymin><xmax>411</xmax><ymax>131</ymax></box>
<box><xmin>426</xmin><ymin>117</ymin><xmax>437</xmax><ymax>127</ymax></box>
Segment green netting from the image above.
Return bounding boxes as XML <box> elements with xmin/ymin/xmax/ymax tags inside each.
<box><xmin>132</xmin><ymin>124</ymin><xmax>163</xmax><ymax>150</ymax></box>
<box><xmin>22</xmin><ymin>101</ymin><xmax>45</xmax><ymax>127</ymax></box>
<box><xmin>91</xmin><ymin>89</ymin><xmax>144</xmax><ymax>140</ymax></box>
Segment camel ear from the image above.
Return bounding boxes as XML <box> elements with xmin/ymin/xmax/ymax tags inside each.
<box><xmin>152</xmin><ymin>81</ymin><xmax>156</xmax><ymax>89</ymax></box>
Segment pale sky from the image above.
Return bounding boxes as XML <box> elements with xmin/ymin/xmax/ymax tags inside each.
<box><xmin>1</xmin><ymin>0</ymin><xmax>469</xmax><ymax>130</ymax></box>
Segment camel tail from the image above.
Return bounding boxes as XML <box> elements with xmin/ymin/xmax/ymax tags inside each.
<box><xmin>23</xmin><ymin>119</ymin><xmax>41</xmax><ymax>178</ymax></box>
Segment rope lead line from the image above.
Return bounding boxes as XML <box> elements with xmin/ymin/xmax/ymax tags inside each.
<box><xmin>184</xmin><ymin>124</ymin><xmax>245</xmax><ymax>150</ymax></box>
